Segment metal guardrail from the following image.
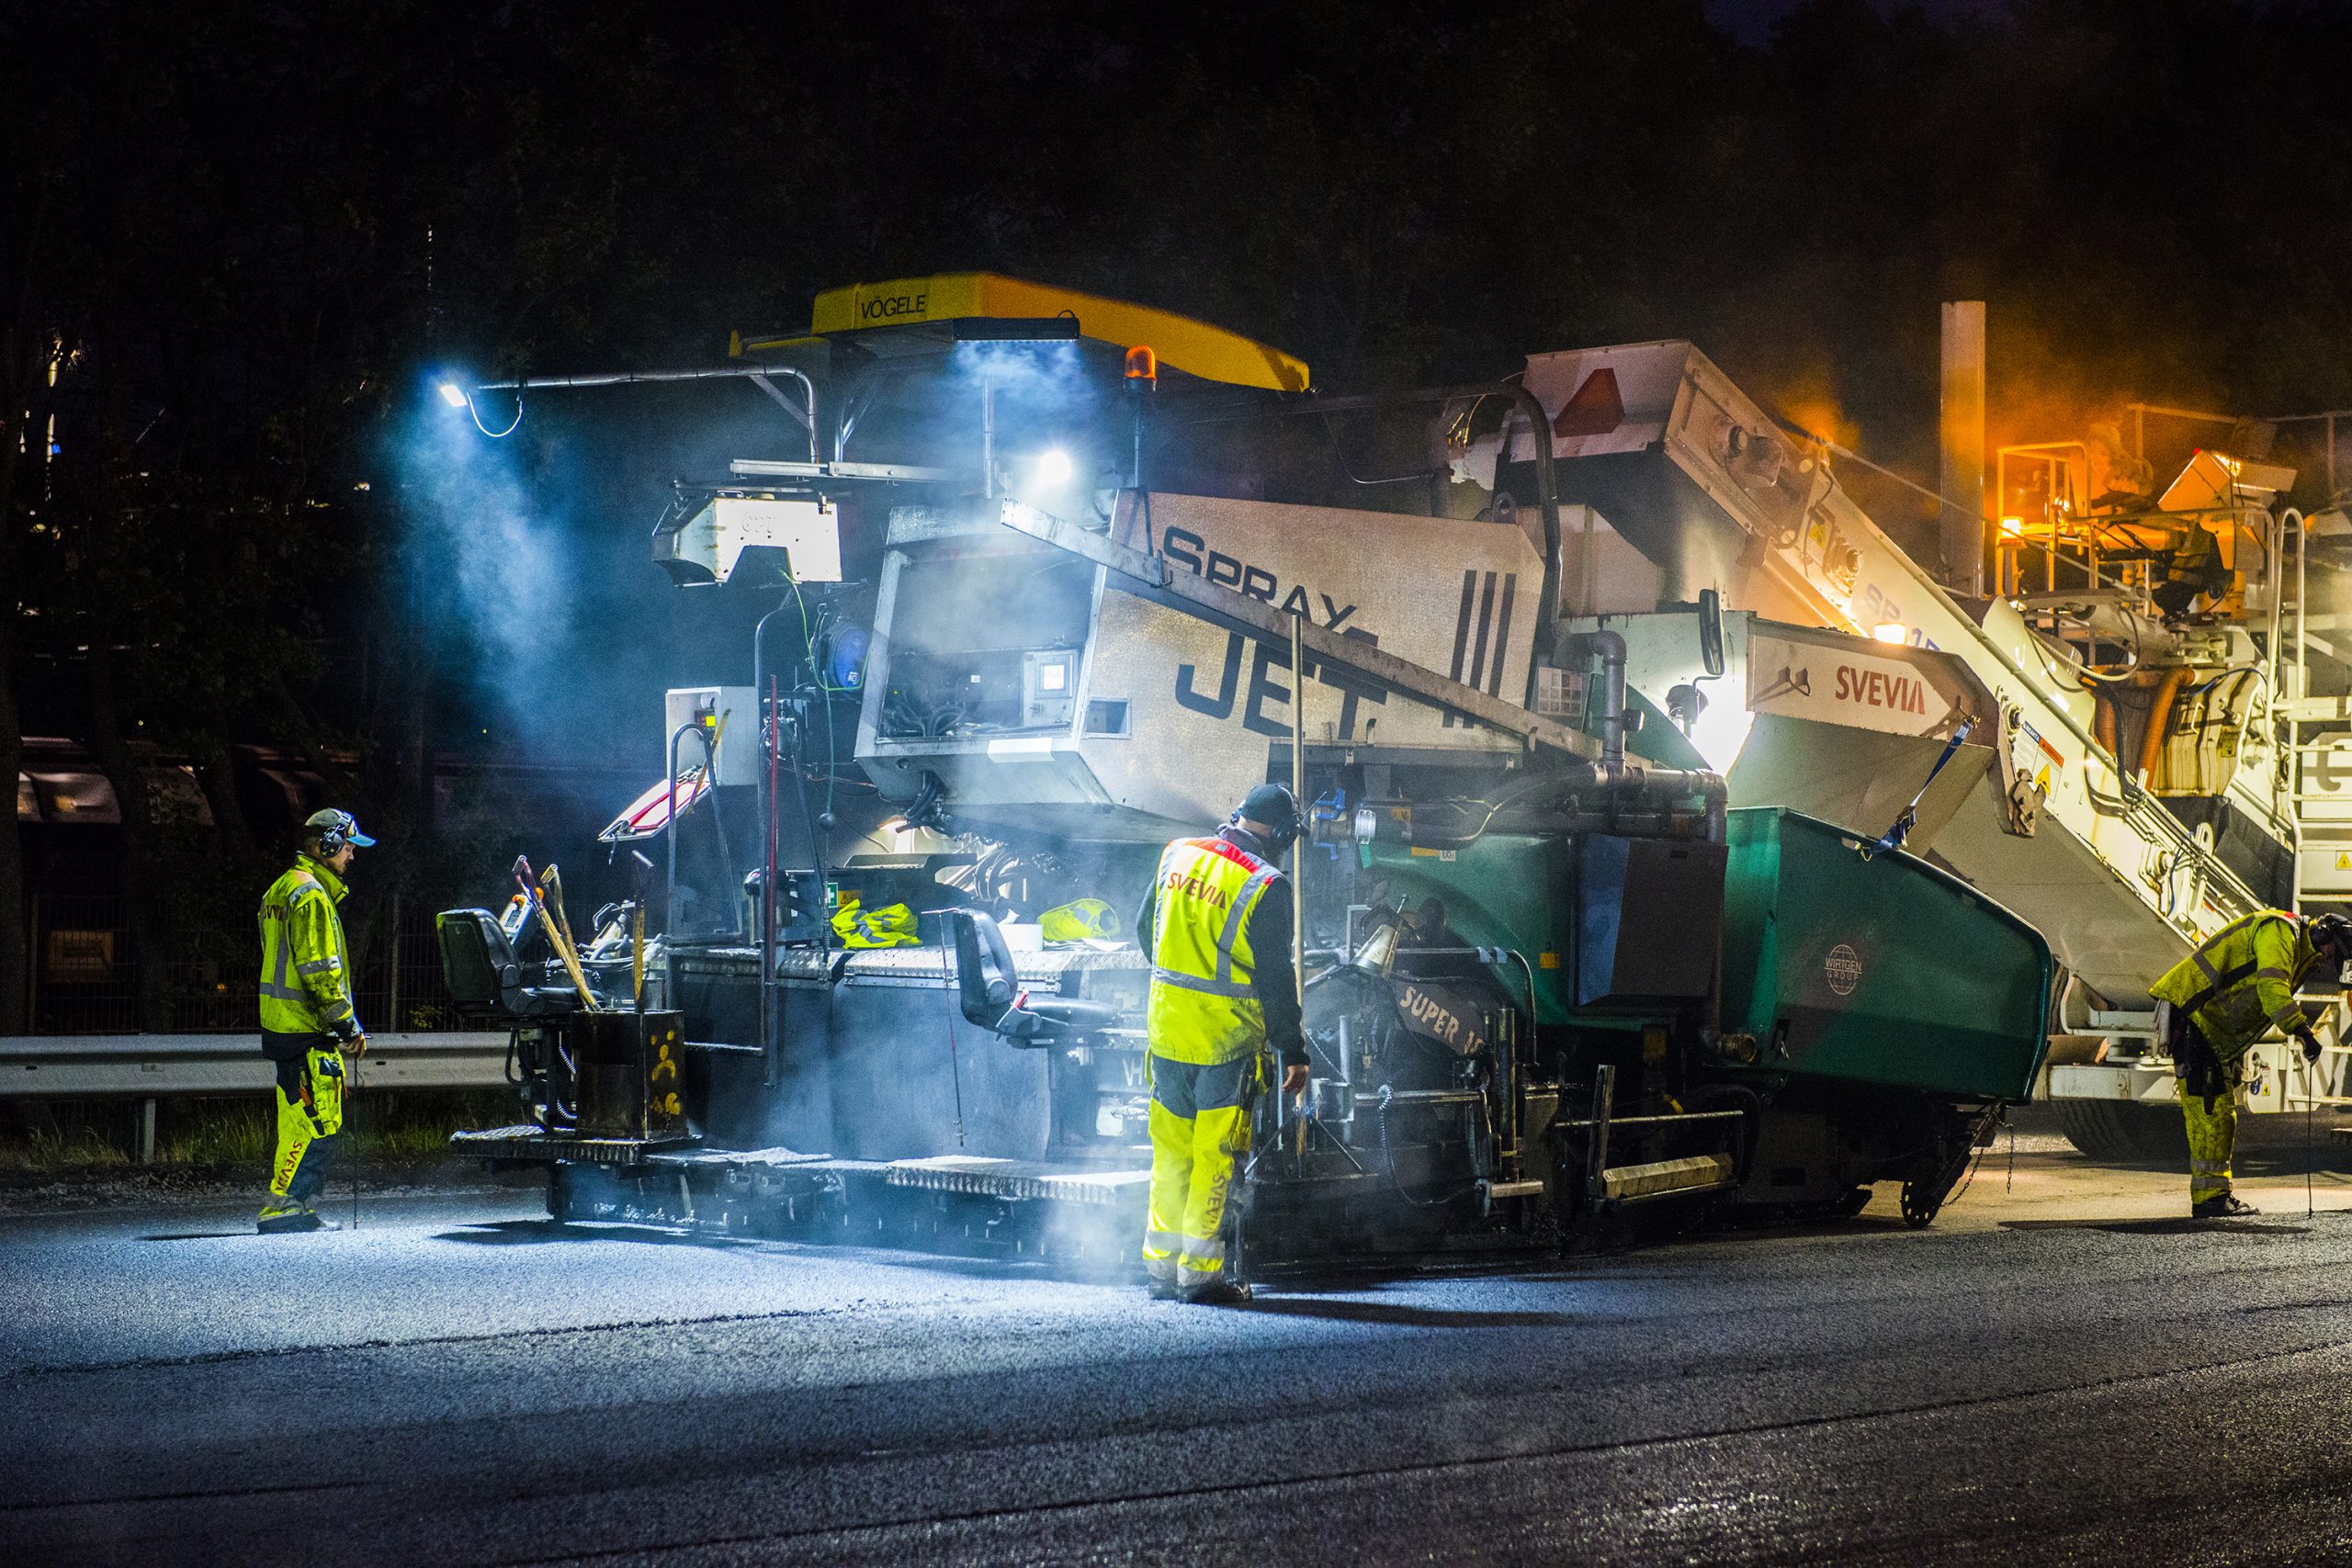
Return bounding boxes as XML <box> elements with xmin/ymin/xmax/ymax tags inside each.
<box><xmin>0</xmin><ymin>1032</ymin><xmax>511</xmax><ymax>1099</ymax></box>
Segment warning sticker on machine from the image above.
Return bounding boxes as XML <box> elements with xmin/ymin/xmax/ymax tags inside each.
<box><xmin>2018</xmin><ymin>719</ymin><xmax>2066</xmax><ymax>768</ymax></box>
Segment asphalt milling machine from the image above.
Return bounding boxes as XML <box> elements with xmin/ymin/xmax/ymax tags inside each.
<box><xmin>437</xmin><ymin>276</ymin><xmax>2052</xmax><ymax>1275</ymax></box>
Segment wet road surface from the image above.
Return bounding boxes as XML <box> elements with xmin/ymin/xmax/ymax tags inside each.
<box><xmin>11</xmin><ymin>1119</ymin><xmax>2352</xmax><ymax>1565</ymax></box>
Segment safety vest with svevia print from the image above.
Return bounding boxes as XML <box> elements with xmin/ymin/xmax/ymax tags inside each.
<box><xmin>257</xmin><ymin>854</ymin><xmax>359</xmax><ymax>1038</ymax></box>
<box><xmin>1146</xmin><ymin>836</ymin><xmax>1283</xmax><ymax>1066</ymax></box>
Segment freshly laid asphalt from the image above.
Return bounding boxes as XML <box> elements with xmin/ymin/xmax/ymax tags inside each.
<box><xmin>12</xmin><ymin>1115</ymin><xmax>2352</xmax><ymax>1566</ymax></box>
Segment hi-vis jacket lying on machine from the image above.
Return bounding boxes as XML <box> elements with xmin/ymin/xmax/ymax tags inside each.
<box><xmin>833</xmin><ymin>892</ymin><xmax>922</xmax><ymax>948</ymax></box>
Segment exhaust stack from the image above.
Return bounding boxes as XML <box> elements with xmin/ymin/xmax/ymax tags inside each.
<box><xmin>1939</xmin><ymin>300</ymin><xmax>1986</xmax><ymax>598</ymax></box>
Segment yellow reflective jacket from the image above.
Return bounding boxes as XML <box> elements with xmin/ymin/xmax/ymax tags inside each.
<box><xmin>258</xmin><ymin>854</ymin><xmax>359</xmax><ymax>1042</ymax></box>
<box><xmin>833</xmin><ymin>893</ymin><xmax>921</xmax><ymax>948</ymax></box>
<box><xmin>2151</xmin><ymin>910</ymin><xmax>2321</xmax><ymax>1057</ymax></box>
<box><xmin>1145</xmin><ymin>835</ymin><xmax>1283</xmax><ymax>1066</ymax></box>
<box><xmin>1041</xmin><ymin>897</ymin><xmax>1121</xmax><ymax>943</ymax></box>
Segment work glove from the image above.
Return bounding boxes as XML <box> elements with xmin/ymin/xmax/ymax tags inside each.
<box><xmin>344</xmin><ymin>1032</ymin><xmax>368</xmax><ymax>1058</ymax></box>
<box><xmin>2296</xmin><ymin>1028</ymin><xmax>2324</xmax><ymax>1066</ymax></box>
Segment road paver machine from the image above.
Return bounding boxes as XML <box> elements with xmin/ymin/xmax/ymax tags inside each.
<box><xmin>436</xmin><ymin>276</ymin><xmax>2052</xmax><ymax>1266</ymax></box>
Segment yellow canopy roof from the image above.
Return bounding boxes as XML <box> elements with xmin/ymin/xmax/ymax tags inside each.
<box><xmin>746</xmin><ymin>272</ymin><xmax>1310</xmax><ymax>394</ymax></box>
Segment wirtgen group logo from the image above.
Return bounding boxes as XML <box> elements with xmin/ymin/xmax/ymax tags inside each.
<box><xmin>1825</xmin><ymin>942</ymin><xmax>1862</xmax><ymax>997</ymax></box>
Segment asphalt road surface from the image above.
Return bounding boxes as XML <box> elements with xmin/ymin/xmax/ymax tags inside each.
<box><xmin>13</xmin><ymin>1119</ymin><xmax>2352</xmax><ymax>1566</ymax></box>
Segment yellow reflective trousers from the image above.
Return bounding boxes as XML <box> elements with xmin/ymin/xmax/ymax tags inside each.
<box><xmin>2173</xmin><ymin>1081</ymin><xmax>2229</xmax><ymax>1213</ymax></box>
<box><xmin>1143</xmin><ymin>1054</ymin><xmax>1261</xmax><ymax>1285</ymax></box>
<box><xmin>267</xmin><ymin>1045</ymin><xmax>346</xmax><ymax>1206</ymax></box>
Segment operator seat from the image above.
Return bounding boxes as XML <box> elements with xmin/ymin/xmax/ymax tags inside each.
<box><xmin>944</xmin><ymin>908</ymin><xmax>1121</xmax><ymax>1047</ymax></box>
<box><xmin>435</xmin><ymin>908</ymin><xmax>582</xmax><ymax>1019</ymax></box>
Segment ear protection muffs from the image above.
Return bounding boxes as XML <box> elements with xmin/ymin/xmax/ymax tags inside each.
<box><xmin>1229</xmin><ymin>789</ymin><xmax>1302</xmax><ymax>856</ymax></box>
<box><xmin>2311</xmin><ymin>911</ymin><xmax>2352</xmax><ymax>959</ymax></box>
<box><xmin>306</xmin><ymin>809</ymin><xmax>372</xmax><ymax>854</ymax></box>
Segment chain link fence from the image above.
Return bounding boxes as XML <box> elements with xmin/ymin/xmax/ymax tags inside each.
<box><xmin>22</xmin><ymin>892</ymin><xmax>457</xmax><ymax>1035</ymax></box>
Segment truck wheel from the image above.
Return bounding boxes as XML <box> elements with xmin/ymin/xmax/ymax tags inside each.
<box><xmin>2053</xmin><ymin>1099</ymin><xmax>2187</xmax><ymax>1164</ymax></box>
<box><xmin>1900</xmin><ymin>1160</ymin><xmax>1953</xmax><ymax>1228</ymax></box>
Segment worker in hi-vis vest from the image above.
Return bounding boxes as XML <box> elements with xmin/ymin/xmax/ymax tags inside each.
<box><xmin>255</xmin><ymin>809</ymin><xmax>375</xmax><ymax>1234</ymax></box>
<box><xmin>2151</xmin><ymin>909</ymin><xmax>2351</xmax><ymax>1218</ymax></box>
<box><xmin>1133</xmin><ymin>783</ymin><xmax>1311</xmax><ymax>1304</ymax></box>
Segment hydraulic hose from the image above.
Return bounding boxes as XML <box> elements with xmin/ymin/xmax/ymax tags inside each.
<box><xmin>1375</xmin><ymin>1087</ymin><xmax>1482</xmax><ymax>1210</ymax></box>
<box><xmin>2139</xmin><ymin>665</ymin><xmax>2192</xmax><ymax>784</ymax></box>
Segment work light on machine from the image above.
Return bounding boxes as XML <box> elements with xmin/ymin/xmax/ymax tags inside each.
<box><xmin>436</xmin><ymin>381</ymin><xmax>469</xmax><ymax>408</ymax></box>
<box><xmin>1034</xmin><ymin>447</ymin><xmax>1075</xmax><ymax>488</ymax></box>
<box><xmin>1872</xmin><ymin>622</ymin><xmax>1906</xmax><ymax>645</ymax></box>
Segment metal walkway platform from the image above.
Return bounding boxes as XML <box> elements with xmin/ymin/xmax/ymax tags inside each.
<box><xmin>645</xmin><ymin>1145</ymin><xmax>835</xmax><ymax>1169</ymax></box>
<box><xmin>879</xmin><ymin>1156</ymin><xmax>1151</xmax><ymax>1206</ymax></box>
<box><xmin>449</xmin><ymin>1126</ymin><xmax>695</xmax><ymax>1164</ymax></box>
<box><xmin>450</xmin><ymin>1127</ymin><xmax>1150</xmax><ymax>1210</ymax></box>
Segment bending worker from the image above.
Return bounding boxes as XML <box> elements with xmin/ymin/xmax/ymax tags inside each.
<box><xmin>255</xmin><ymin>808</ymin><xmax>374</xmax><ymax>1234</ymax></box>
<box><xmin>1134</xmin><ymin>783</ymin><xmax>1312</xmax><ymax>1304</ymax></box>
<box><xmin>2152</xmin><ymin>908</ymin><xmax>2352</xmax><ymax>1218</ymax></box>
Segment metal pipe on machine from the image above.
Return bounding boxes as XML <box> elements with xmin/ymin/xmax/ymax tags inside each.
<box><xmin>1940</xmin><ymin>301</ymin><xmax>1987</xmax><ymax>598</ymax></box>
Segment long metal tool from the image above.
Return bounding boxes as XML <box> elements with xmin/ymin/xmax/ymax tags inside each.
<box><xmin>1291</xmin><ymin>606</ymin><xmax>1310</xmax><ymax>1161</ymax></box>
<box><xmin>348</xmin><ymin>1049</ymin><xmax>360</xmax><ymax>1232</ymax></box>
<box><xmin>630</xmin><ymin>851</ymin><xmax>652</xmax><ymax>1010</ymax></box>
<box><xmin>539</xmin><ymin>863</ymin><xmax>582</xmax><ymax>960</ymax></box>
<box><xmin>515</xmin><ymin>856</ymin><xmax>599</xmax><ymax>1010</ymax></box>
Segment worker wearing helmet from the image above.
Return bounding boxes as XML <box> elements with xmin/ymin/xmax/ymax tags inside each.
<box><xmin>254</xmin><ymin>808</ymin><xmax>374</xmax><ymax>1234</ymax></box>
<box><xmin>1133</xmin><ymin>783</ymin><xmax>1311</xmax><ymax>1304</ymax></box>
<box><xmin>2151</xmin><ymin>908</ymin><xmax>2352</xmax><ymax>1218</ymax></box>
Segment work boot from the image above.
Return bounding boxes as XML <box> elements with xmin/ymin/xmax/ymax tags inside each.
<box><xmin>257</xmin><ymin>1201</ymin><xmax>324</xmax><ymax>1235</ymax></box>
<box><xmin>1147</xmin><ymin>1276</ymin><xmax>1182</xmax><ymax>1302</ymax></box>
<box><xmin>1179</xmin><ymin>1277</ymin><xmax>1254</xmax><ymax>1306</ymax></box>
<box><xmin>2192</xmin><ymin>1192</ymin><xmax>2259</xmax><ymax>1220</ymax></box>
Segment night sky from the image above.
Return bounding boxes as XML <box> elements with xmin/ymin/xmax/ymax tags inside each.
<box><xmin>8</xmin><ymin>0</ymin><xmax>2352</xmax><ymax>1016</ymax></box>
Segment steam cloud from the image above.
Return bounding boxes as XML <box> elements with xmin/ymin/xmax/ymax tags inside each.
<box><xmin>397</xmin><ymin>386</ymin><xmax>580</xmax><ymax>760</ymax></box>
